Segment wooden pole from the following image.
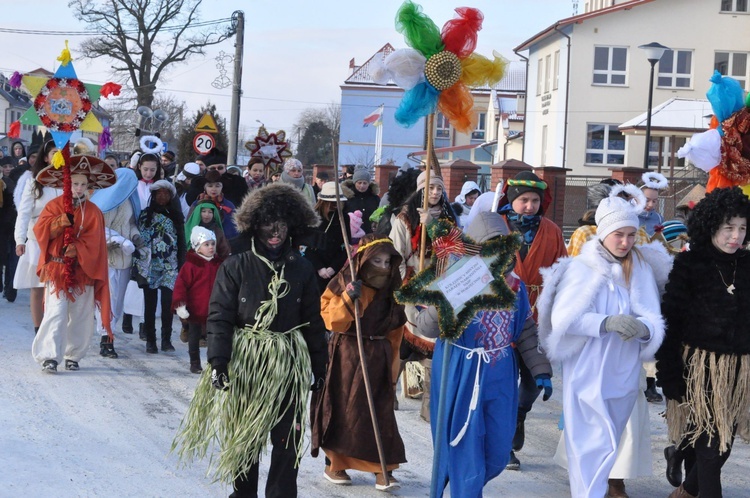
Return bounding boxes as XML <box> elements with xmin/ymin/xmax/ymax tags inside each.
<box><xmin>331</xmin><ymin>139</ymin><xmax>390</xmax><ymax>484</ymax></box>
<box><xmin>419</xmin><ymin>114</ymin><xmax>436</xmax><ymax>271</ymax></box>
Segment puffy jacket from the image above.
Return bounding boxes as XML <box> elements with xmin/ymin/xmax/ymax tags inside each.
<box><xmin>207</xmin><ymin>240</ymin><xmax>328</xmax><ymax>381</ymax></box>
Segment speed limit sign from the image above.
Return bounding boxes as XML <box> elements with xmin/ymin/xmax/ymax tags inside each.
<box><xmin>193</xmin><ymin>133</ymin><xmax>215</xmax><ymax>155</ymax></box>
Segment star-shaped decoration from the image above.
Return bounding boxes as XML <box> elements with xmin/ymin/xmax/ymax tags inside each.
<box><xmin>245</xmin><ymin>126</ymin><xmax>293</xmax><ymax>166</ymax></box>
<box><xmin>395</xmin><ymin>219</ymin><xmax>521</xmax><ymax>340</ymax></box>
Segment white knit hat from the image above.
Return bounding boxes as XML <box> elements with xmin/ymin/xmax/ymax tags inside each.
<box><xmin>595</xmin><ymin>195</ymin><xmax>640</xmax><ymax>241</ymax></box>
<box><xmin>190</xmin><ymin>226</ymin><xmax>216</xmax><ymax>251</ymax></box>
<box><xmin>416</xmin><ymin>170</ymin><xmax>445</xmax><ymax>192</ymax></box>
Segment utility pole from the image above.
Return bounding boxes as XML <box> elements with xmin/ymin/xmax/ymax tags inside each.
<box><xmin>227</xmin><ymin>10</ymin><xmax>244</xmax><ymax>165</ymax></box>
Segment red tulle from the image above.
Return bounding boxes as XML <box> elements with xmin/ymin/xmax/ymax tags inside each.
<box><xmin>100</xmin><ymin>82</ymin><xmax>122</xmax><ymax>98</ymax></box>
<box><xmin>7</xmin><ymin>121</ymin><xmax>20</xmax><ymax>138</ymax></box>
<box><xmin>440</xmin><ymin>7</ymin><xmax>483</xmax><ymax>59</ymax></box>
<box><xmin>61</xmin><ymin>147</ymin><xmax>76</xmax><ymax>291</ymax></box>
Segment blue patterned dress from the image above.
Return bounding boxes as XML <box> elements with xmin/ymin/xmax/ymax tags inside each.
<box><xmin>135</xmin><ymin>211</ymin><xmax>179</xmax><ymax>290</ymax></box>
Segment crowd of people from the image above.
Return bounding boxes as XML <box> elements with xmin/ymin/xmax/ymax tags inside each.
<box><xmin>4</xmin><ymin>138</ymin><xmax>750</xmax><ymax>498</ymax></box>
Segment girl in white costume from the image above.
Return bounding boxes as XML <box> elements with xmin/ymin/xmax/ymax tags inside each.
<box><xmin>537</xmin><ymin>192</ymin><xmax>667</xmax><ymax>498</ymax></box>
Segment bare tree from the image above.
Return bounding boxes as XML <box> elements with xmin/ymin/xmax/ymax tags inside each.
<box><xmin>69</xmin><ymin>0</ymin><xmax>235</xmax><ymax>107</ymax></box>
<box><xmin>292</xmin><ymin>102</ymin><xmax>341</xmax><ymax>152</ymax></box>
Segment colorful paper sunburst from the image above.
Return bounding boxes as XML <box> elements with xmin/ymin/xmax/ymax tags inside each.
<box><xmin>244</xmin><ymin>126</ymin><xmax>293</xmax><ymax>166</ymax></box>
<box><xmin>370</xmin><ymin>1</ymin><xmax>507</xmax><ymax>133</ymax></box>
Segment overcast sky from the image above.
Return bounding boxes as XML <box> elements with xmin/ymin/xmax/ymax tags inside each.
<box><xmin>0</xmin><ymin>0</ymin><xmax>574</xmax><ymax>140</ymax></box>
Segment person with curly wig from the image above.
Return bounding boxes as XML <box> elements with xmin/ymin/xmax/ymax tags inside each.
<box><xmin>656</xmin><ymin>187</ymin><xmax>750</xmax><ymax>498</ymax></box>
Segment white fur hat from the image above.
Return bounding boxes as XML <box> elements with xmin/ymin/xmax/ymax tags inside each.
<box><xmin>190</xmin><ymin>226</ymin><xmax>216</xmax><ymax>250</ymax></box>
<box><xmin>595</xmin><ymin>194</ymin><xmax>641</xmax><ymax>241</ymax></box>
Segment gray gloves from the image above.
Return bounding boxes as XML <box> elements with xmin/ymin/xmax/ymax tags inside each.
<box><xmin>603</xmin><ymin>314</ymin><xmax>650</xmax><ymax>341</ymax></box>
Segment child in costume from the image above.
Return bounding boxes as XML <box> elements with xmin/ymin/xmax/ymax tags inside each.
<box><xmin>31</xmin><ymin>155</ymin><xmax>116</xmax><ymax>372</ymax></box>
<box><xmin>174</xmin><ymin>183</ymin><xmax>327</xmax><ymax>497</ymax></box>
<box><xmin>657</xmin><ymin>187</ymin><xmax>750</xmax><ymax>498</ymax></box>
<box><xmin>452</xmin><ymin>180</ymin><xmax>481</xmax><ymax>229</ymax></box>
<box><xmin>184</xmin><ymin>200</ymin><xmax>231</xmax><ymax>259</ymax></box>
<box><xmin>312</xmin><ymin>234</ymin><xmax>407</xmax><ymax>491</ymax></box>
<box><xmin>424</xmin><ymin>211</ymin><xmax>552</xmax><ymax>497</ymax></box>
<box><xmin>639</xmin><ymin>171</ymin><xmax>668</xmax><ymax>237</ymax></box>
<box><xmin>188</xmin><ymin>169</ymin><xmax>238</xmax><ymax>239</ymax></box>
<box><xmin>172</xmin><ymin>226</ymin><xmax>224</xmax><ymax>374</ymax></box>
<box><xmin>133</xmin><ymin>180</ymin><xmax>185</xmax><ymax>354</ymax></box>
<box><xmin>537</xmin><ymin>191</ymin><xmax>667</xmax><ymax>498</ymax></box>
<box><xmin>498</xmin><ymin>170</ymin><xmax>567</xmax><ymax>469</ymax></box>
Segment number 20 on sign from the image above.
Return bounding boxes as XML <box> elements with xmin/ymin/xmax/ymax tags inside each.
<box><xmin>193</xmin><ymin>133</ymin><xmax>215</xmax><ymax>155</ymax></box>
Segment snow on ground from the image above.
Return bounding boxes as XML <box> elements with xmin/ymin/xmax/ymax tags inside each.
<box><xmin>2</xmin><ymin>289</ymin><xmax>749</xmax><ymax>497</ymax></box>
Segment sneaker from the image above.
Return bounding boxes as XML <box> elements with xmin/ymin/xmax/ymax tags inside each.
<box><xmin>100</xmin><ymin>341</ymin><xmax>119</xmax><ymax>359</ymax></box>
<box><xmin>42</xmin><ymin>360</ymin><xmax>58</xmax><ymax>373</ymax></box>
<box><xmin>375</xmin><ymin>472</ymin><xmax>400</xmax><ymax>491</ymax></box>
<box><xmin>180</xmin><ymin>324</ymin><xmax>188</xmax><ymax>343</ymax></box>
<box><xmin>506</xmin><ymin>451</ymin><xmax>520</xmax><ymax>471</ymax></box>
<box><xmin>65</xmin><ymin>360</ymin><xmax>79</xmax><ymax>371</ymax></box>
<box><xmin>324</xmin><ymin>466</ymin><xmax>352</xmax><ymax>485</ymax></box>
<box><xmin>644</xmin><ymin>386</ymin><xmax>663</xmax><ymax>403</ymax></box>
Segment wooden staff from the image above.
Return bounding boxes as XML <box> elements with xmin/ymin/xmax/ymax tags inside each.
<box><xmin>331</xmin><ymin>140</ymin><xmax>390</xmax><ymax>484</ymax></box>
<box><xmin>419</xmin><ymin>114</ymin><xmax>438</xmax><ymax>271</ymax></box>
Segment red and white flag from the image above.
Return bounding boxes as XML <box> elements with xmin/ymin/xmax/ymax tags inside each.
<box><xmin>363</xmin><ymin>105</ymin><xmax>383</xmax><ymax>127</ymax></box>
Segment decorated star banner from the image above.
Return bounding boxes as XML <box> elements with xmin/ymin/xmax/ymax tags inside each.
<box><xmin>395</xmin><ymin>220</ymin><xmax>521</xmax><ymax>340</ymax></box>
<box><xmin>370</xmin><ymin>1</ymin><xmax>506</xmax><ymax>133</ymax></box>
<box><xmin>245</xmin><ymin>126</ymin><xmax>293</xmax><ymax>167</ymax></box>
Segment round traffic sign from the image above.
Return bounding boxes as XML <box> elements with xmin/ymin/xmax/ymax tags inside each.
<box><xmin>193</xmin><ymin>132</ymin><xmax>215</xmax><ymax>155</ymax></box>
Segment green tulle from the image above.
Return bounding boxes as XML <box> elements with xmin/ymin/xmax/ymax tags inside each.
<box><xmin>396</xmin><ymin>1</ymin><xmax>444</xmax><ymax>59</ymax></box>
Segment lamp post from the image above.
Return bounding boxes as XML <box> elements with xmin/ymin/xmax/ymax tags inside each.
<box><xmin>255</xmin><ymin>119</ymin><xmax>264</xmax><ymax>129</ymax></box>
<box><xmin>638</xmin><ymin>42</ymin><xmax>670</xmax><ymax>170</ymax></box>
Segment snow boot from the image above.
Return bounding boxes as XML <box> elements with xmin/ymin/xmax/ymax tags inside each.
<box><xmin>189</xmin><ymin>351</ymin><xmax>202</xmax><ymax>374</ymax></box>
<box><xmin>513</xmin><ymin>411</ymin><xmax>527</xmax><ymax>451</ymax></box>
<box><xmin>145</xmin><ymin>327</ymin><xmax>158</xmax><ymax>354</ymax></box>
<box><xmin>122</xmin><ymin>313</ymin><xmax>133</xmax><ymax>334</ymax></box>
<box><xmin>138</xmin><ymin>322</ymin><xmax>146</xmax><ymax>341</ymax></box>
<box><xmin>161</xmin><ymin>329</ymin><xmax>175</xmax><ymax>352</ymax></box>
<box><xmin>99</xmin><ymin>336</ymin><xmax>118</xmax><ymax>358</ymax></box>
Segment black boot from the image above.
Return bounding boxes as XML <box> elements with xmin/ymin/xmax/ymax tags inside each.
<box><xmin>145</xmin><ymin>328</ymin><xmax>158</xmax><ymax>354</ymax></box>
<box><xmin>99</xmin><ymin>336</ymin><xmax>118</xmax><ymax>358</ymax></box>
<box><xmin>138</xmin><ymin>322</ymin><xmax>146</xmax><ymax>341</ymax></box>
<box><xmin>122</xmin><ymin>313</ymin><xmax>133</xmax><ymax>334</ymax></box>
<box><xmin>512</xmin><ymin>411</ymin><xmax>527</xmax><ymax>451</ymax></box>
<box><xmin>161</xmin><ymin>329</ymin><xmax>175</xmax><ymax>352</ymax></box>
<box><xmin>189</xmin><ymin>351</ymin><xmax>202</xmax><ymax>374</ymax></box>
<box><xmin>665</xmin><ymin>445</ymin><xmax>684</xmax><ymax>488</ymax></box>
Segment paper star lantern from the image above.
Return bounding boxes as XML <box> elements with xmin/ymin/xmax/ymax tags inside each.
<box><xmin>244</xmin><ymin>126</ymin><xmax>293</xmax><ymax>166</ymax></box>
<box><xmin>369</xmin><ymin>1</ymin><xmax>507</xmax><ymax>133</ymax></box>
<box><xmin>395</xmin><ymin>219</ymin><xmax>521</xmax><ymax>340</ymax></box>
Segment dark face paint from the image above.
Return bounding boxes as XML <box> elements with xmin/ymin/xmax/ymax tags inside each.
<box><xmin>257</xmin><ymin>221</ymin><xmax>288</xmax><ymax>250</ymax></box>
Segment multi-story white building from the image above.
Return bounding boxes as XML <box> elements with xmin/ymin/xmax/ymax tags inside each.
<box><xmin>514</xmin><ymin>0</ymin><xmax>750</xmax><ymax>175</ymax></box>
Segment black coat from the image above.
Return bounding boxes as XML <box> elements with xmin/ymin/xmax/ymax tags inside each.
<box><xmin>656</xmin><ymin>245</ymin><xmax>750</xmax><ymax>399</ymax></box>
<box><xmin>305</xmin><ymin>211</ymin><xmax>350</xmax><ymax>295</ymax></box>
<box><xmin>342</xmin><ymin>180</ymin><xmax>380</xmax><ymax>235</ymax></box>
<box><xmin>207</xmin><ymin>239</ymin><xmax>328</xmax><ymax>381</ymax></box>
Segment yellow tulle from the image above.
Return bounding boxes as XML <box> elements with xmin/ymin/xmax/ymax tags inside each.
<box><xmin>460</xmin><ymin>53</ymin><xmax>506</xmax><ymax>88</ymax></box>
<box><xmin>52</xmin><ymin>150</ymin><xmax>65</xmax><ymax>169</ymax></box>
<box><xmin>57</xmin><ymin>40</ymin><xmax>72</xmax><ymax>67</ymax></box>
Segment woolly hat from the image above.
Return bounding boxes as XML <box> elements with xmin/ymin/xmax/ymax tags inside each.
<box><xmin>352</xmin><ymin>165</ymin><xmax>371</xmax><ymax>183</ymax></box>
<box><xmin>149</xmin><ymin>179</ymin><xmax>176</xmax><ymax>197</ymax></box>
<box><xmin>506</xmin><ymin>171</ymin><xmax>547</xmax><ymax>205</ymax></box>
<box><xmin>283</xmin><ymin>158</ymin><xmax>303</xmax><ymax>172</ymax></box>
<box><xmin>595</xmin><ymin>193</ymin><xmax>641</xmax><ymax>241</ymax></box>
<box><xmin>190</xmin><ymin>225</ymin><xmax>216</xmax><ymax>250</ymax></box>
<box><xmin>416</xmin><ymin>170</ymin><xmax>445</xmax><ymax>191</ymax></box>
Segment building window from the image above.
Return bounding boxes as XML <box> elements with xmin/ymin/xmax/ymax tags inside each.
<box><xmin>715</xmin><ymin>51</ymin><xmax>748</xmax><ymax>89</ymax></box>
<box><xmin>537</xmin><ymin>58</ymin><xmax>543</xmax><ymax>96</ymax></box>
<box><xmin>436</xmin><ymin>113</ymin><xmax>450</xmax><ymax>139</ymax></box>
<box><xmin>658</xmin><ymin>49</ymin><xmax>692</xmax><ymax>88</ymax></box>
<box><xmin>585</xmin><ymin>124</ymin><xmax>625</xmax><ymax>165</ymax></box>
<box><xmin>544</xmin><ymin>54</ymin><xmax>552</xmax><ymax>93</ymax></box>
<box><xmin>553</xmin><ymin>50</ymin><xmax>560</xmax><ymax>90</ymax></box>
<box><xmin>721</xmin><ymin>0</ymin><xmax>748</xmax><ymax>12</ymax></box>
<box><xmin>471</xmin><ymin>113</ymin><xmax>486</xmax><ymax>140</ymax></box>
<box><xmin>593</xmin><ymin>46</ymin><xmax>627</xmax><ymax>85</ymax></box>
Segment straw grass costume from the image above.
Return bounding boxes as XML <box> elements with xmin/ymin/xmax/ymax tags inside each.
<box><xmin>173</xmin><ymin>183</ymin><xmax>327</xmax><ymax>497</ymax></box>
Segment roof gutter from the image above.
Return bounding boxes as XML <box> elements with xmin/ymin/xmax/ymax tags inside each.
<box><xmin>554</xmin><ymin>25</ymin><xmax>572</xmax><ymax>170</ymax></box>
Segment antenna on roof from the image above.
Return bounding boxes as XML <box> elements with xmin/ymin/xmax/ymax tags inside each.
<box><xmin>572</xmin><ymin>0</ymin><xmax>579</xmax><ymax>15</ymax></box>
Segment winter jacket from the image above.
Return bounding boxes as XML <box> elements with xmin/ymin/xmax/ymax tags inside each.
<box><xmin>14</xmin><ymin>173</ymin><xmax>62</xmax><ymax>245</ymax></box>
<box><xmin>103</xmin><ymin>201</ymin><xmax>142</xmax><ymax>270</ymax></box>
<box><xmin>305</xmin><ymin>211</ymin><xmax>351</xmax><ymax>294</ymax></box>
<box><xmin>656</xmin><ymin>244</ymin><xmax>750</xmax><ymax>398</ymax></box>
<box><xmin>342</xmin><ymin>180</ymin><xmax>380</xmax><ymax>235</ymax></box>
<box><xmin>207</xmin><ymin>240</ymin><xmax>327</xmax><ymax>381</ymax></box>
<box><xmin>172</xmin><ymin>250</ymin><xmax>223</xmax><ymax>324</ymax></box>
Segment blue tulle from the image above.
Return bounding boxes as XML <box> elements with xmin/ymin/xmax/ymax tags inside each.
<box><xmin>707</xmin><ymin>70</ymin><xmax>746</xmax><ymax>135</ymax></box>
<box><xmin>394</xmin><ymin>81</ymin><xmax>440</xmax><ymax>128</ymax></box>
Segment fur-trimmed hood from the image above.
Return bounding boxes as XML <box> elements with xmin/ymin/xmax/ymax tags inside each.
<box><xmin>233</xmin><ymin>183</ymin><xmax>320</xmax><ymax>235</ymax></box>
<box><xmin>342</xmin><ymin>179</ymin><xmax>380</xmax><ymax>196</ymax></box>
<box><xmin>537</xmin><ymin>239</ymin><xmax>672</xmax><ymax>363</ymax></box>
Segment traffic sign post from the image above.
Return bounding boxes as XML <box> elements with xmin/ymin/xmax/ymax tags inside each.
<box><xmin>195</xmin><ymin>113</ymin><xmax>219</xmax><ymax>134</ymax></box>
<box><xmin>193</xmin><ymin>133</ymin><xmax>216</xmax><ymax>155</ymax></box>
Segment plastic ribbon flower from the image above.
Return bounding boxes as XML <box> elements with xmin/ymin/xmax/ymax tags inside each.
<box><xmin>370</xmin><ymin>1</ymin><xmax>506</xmax><ymax>133</ymax></box>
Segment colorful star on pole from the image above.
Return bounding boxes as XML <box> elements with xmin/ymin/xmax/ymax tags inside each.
<box><xmin>245</xmin><ymin>126</ymin><xmax>293</xmax><ymax>166</ymax></box>
<box><xmin>370</xmin><ymin>1</ymin><xmax>507</xmax><ymax>133</ymax></box>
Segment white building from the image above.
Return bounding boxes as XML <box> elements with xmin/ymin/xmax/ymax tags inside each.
<box><xmin>514</xmin><ymin>0</ymin><xmax>750</xmax><ymax>175</ymax></box>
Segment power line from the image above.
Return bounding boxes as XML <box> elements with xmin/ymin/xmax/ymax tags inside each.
<box><xmin>0</xmin><ymin>18</ymin><xmax>232</xmax><ymax>36</ymax></box>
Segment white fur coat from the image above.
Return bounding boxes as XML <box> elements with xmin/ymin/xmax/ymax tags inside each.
<box><xmin>537</xmin><ymin>240</ymin><xmax>672</xmax><ymax>363</ymax></box>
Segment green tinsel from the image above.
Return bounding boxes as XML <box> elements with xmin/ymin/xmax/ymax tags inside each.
<box><xmin>395</xmin><ymin>219</ymin><xmax>521</xmax><ymax>340</ymax></box>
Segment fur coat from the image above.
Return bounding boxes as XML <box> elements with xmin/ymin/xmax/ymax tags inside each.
<box><xmin>537</xmin><ymin>239</ymin><xmax>672</xmax><ymax>363</ymax></box>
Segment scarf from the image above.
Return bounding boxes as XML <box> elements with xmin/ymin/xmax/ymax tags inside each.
<box><xmin>281</xmin><ymin>171</ymin><xmax>304</xmax><ymax>190</ymax></box>
<box><xmin>505</xmin><ymin>210</ymin><xmax>541</xmax><ymax>246</ymax></box>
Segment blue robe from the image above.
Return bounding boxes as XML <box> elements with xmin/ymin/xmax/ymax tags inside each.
<box><xmin>431</xmin><ymin>280</ymin><xmax>532</xmax><ymax>497</ymax></box>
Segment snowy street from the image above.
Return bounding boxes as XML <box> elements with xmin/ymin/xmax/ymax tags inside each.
<box><xmin>2</xmin><ymin>289</ymin><xmax>749</xmax><ymax>497</ymax></box>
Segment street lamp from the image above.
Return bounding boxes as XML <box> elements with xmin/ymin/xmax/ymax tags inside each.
<box><xmin>256</xmin><ymin>119</ymin><xmax>264</xmax><ymax>128</ymax></box>
<box><xmin>638</xmin><ymin>42</ymin><xmax>670</xmax><ymax>169</ymax></box>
